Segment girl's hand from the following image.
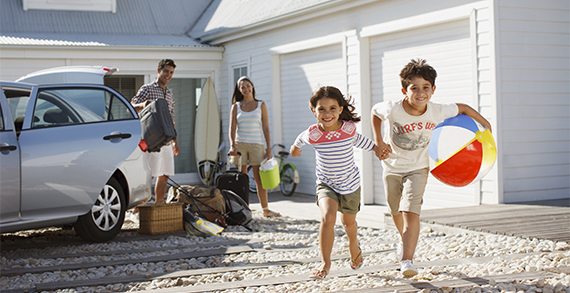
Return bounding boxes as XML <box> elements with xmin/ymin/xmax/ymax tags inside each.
<box><xmin>375</xmin><ymin>142</ymin><xmax>392</xmax><ymax>160</ymax></box>
<box><xmin>290</xmin><ymin>145</ymin><xmax>302</xmax><ymax>157</ymax></box>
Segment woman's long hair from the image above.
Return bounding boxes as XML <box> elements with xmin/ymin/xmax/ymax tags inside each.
<box><xmin>232</xmin><ymin>76</ymin><xmax>257</xmax><ymax>104</ymax></box>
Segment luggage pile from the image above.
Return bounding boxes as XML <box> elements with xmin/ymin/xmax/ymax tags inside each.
<box><xmin>167</xmin><ymin>179</ymin><xmax>252</xmax><ymax>234</ymax></box>
<box><xmin>166</xmin><ymin>153</ymin><xmax>254</xmax><ymax>236</ymax></box>
<box><xmin>215</xmin><ymin>153</ymin><xmax>249</xmax><ymax>204</ymax></box>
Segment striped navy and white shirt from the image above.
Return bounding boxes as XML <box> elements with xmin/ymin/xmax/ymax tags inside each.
<box><xmin>294</xmin><ymin>120</ymin><xmax>376</xmax><ymax>195</ymax></box>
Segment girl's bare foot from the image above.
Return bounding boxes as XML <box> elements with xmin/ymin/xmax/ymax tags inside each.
<box><xmin>262</xmin><ymin>207</ymin><xmax>281</xmax><ymax>217</ymax></box>
<box><xmin>309</xmin><ymin>262</ymin><xmax>331</xmax><ymax>279</ymax></box>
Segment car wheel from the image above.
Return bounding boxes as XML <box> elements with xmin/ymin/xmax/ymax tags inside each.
<box><xmin>74</xmin><ymin>177</ymin><xmax>126</xmax><ymax>242</ymax></box>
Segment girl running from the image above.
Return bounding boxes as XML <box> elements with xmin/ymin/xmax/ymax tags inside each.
<box><xmin>290</xmin><ymin>86</ymin><xmax>382</xmax><ymax>279</ymax></box>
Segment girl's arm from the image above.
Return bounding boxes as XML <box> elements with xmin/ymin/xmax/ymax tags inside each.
<box><xmin>260</xmin><ymin>101</ymin><xmax>272</xmax><ymax>159</ymax></box>
<box><xmin>371</xmin><ymin>144</ymin><xmax>383</xmax><ymax>160</ymax></box>
<box><xmin>372</xmin><ymin>115</ymin><xmax>392</xmax><ymax>160</ymax></box>
<box><xmin>228</xmin><ymin>104</ymin><xmax>238</xmax><ymax>155</ymax></box>
<box><xmin>290</xmin><ymin>145</ymin><xmax>302</xmax><ymax>157</ymax></box>
<box><xmin>457</xmin><ymin>103</ymin><xmax>492</xmax><ymax>132</ymax></box>
<box><xmin>290</xmin><ymin>131</ymin><xmax>307</xmax><ymax>157</ymax></box>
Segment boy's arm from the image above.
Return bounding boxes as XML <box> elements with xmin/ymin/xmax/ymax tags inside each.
<box><xmin>457</xmin><ymin>103</ymin><xmax>492</xmax><ymax>132</ymax></box>
<box><xmin>371</xmin><ymin>115</ymin><xmax>392</xmax><ymax>160</ymax></box>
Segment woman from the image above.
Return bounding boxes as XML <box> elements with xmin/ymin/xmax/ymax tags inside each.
<box><xmin>229</xmin><ymin>76</ymin><xmax>281</xmax><ymax>217</ymax></box>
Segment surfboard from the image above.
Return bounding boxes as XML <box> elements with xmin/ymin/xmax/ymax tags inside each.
<box><xmin>194</xmin><ymin>77</ymin><xmax>220</xmax><ymax>185</ymax></box>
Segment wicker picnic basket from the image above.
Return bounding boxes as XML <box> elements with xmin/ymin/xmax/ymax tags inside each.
<box><xmin>138</xmin><ymin>202</ymin><xmax>184</xmax><ymax>235</ymax></box>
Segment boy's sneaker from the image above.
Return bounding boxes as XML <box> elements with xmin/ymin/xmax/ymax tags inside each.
<box><xmin>400</xmin><ymin>260</ymin><xmax>417</xmax><ymax>278</ymax></box>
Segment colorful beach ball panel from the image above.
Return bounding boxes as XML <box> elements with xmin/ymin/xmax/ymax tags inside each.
<box><xmin>428</xmin><ymin>114</ymin><xmax>496</xmax><ymax>187</ymax></box>
<box><xmin>431</xmin><ymin>138</ymin><xmax>483</xmax><ymax>187</ymax></box>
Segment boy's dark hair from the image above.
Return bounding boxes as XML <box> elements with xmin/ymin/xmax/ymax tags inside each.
<box><xmin>399</xmin><ymin>58</ymin><xmax>437</xmax><ymax>89</ymax></box>
<box><xmin>309</xmin><ymin>86</ymin><xmax>361</xmax><ymax>123</ymax></box>
<box><xmin>158</xmin><ymin>59</ymin><xmax>176</xmax><ymax>69</ymax></box>
<box><xmin>232</xmin><ymin>76</ymin><xmax>257</xmax><ymax>103</ymax></box>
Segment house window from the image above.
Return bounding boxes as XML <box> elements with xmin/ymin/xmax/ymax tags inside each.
<box><xmin>104</xmin><ymin>76</ymin><xmax>140</xmax><ymax>102</ymax></box>
<box><xmin>233</xmin><ymin>66</ymin><xmax>248</xmax><ymax>85</ymax></box>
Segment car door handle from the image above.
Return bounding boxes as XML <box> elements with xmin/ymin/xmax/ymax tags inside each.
<box><xmin>0</xmin><ymin>143</ymin><xmax>17</xmax><ymax>152</ymax></box>
<box><xmin>103</xmin><ymin>132</ymin><xmax>132</xmax><ymax>140</ymax></box>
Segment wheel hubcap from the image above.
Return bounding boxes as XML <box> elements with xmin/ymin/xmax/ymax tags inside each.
<box><xmin>91</xmin><ymin>184</ymin><xmax>121</xmax><ymax>231</ymax></box>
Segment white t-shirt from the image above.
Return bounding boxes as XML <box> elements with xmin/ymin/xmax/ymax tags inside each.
<box><xmin>372</xmin><ymin>99</ymin><xmax>458</xmax><ymax>173</ymax></box>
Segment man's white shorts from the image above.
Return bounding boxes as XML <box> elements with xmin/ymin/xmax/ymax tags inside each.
<box><xmin>148</xmin><ymin>144</ymin><xmax>175</xmax><ymax>177</ymax></box>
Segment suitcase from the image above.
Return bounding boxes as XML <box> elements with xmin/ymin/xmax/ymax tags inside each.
<box><xmin>139</xmin><ymin>98</ymin><xmax>177</xmax><ymax>152</ymax></box>
<box><xmin>215</xmin><ymin>153</ymin><xmax>249</xmax><ymax>205</ymax></box>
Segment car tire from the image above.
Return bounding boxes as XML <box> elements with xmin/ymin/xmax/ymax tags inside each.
<box><xmin>74</xmin><ymin>177</ymin><xmax>126</xmax><ymax>242</ymax></box>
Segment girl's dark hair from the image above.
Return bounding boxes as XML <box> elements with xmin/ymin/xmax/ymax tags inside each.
<box><xmin>232</xmin><ymin>76</ymin><xmax>257</xmax><ymax>104</ymax></box>
<box><xmin>309</xmin><ymin>86</ymin><xmax>361</xmax><ymax>123</ymax></box>
<box><xmin>399</xmin><ymin>58</ymin><xmax>437</xmax><ymax>89</ymax></box>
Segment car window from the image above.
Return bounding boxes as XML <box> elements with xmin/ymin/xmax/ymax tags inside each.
<box><xmin>3</xmin><ymin>89</ymin><xmax>31</xmax><ymax>135</ymax></box>
<box><xmin>32</xmin><ymin>88</ymin><xmax>135</xmax><ymax>128</ymax></box>
<box><xmin>4</xmin><ymin>90</ymin><xmax>31</xmax><ymax>122</ymax></box>
<box><xmin>107</xmin><ymin>93</ymin><xmax>135</xmax><ymax>120</ymax></box>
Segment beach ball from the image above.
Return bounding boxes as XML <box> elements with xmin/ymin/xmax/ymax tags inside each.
<box><xmin>428</xmin><ymin>114</ymin><xmax>497</xmax><ymax>187</ymax></box>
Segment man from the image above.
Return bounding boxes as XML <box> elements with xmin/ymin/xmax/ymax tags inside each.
<box><xmin>131</xmin><ymin>59</ymin><xmax>180</xmax><ymax>205</ymax></box>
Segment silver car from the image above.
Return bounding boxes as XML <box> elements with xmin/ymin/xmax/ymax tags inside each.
<box><xmin>0</xmin><ymin>80</ymin><xmax>152</xmax><ymax>242</ymax></box>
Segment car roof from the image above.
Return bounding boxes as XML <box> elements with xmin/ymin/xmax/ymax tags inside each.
<box><xmin>0</xmin><ymin>81</ymin><xmax>34</xmax><ymax>90</ymax></box>
<box><xmin>15</xmin><ymin>66</ymin><xmax>118</xmax><ymax>85</ymax></box>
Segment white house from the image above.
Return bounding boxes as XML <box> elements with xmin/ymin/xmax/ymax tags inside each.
<box><xmin>188</xmin><ymin>0</ymin><xmax>569</xmax><ymax>207</ymax></box>
<box><xmin>1</xmin><ymin>0</ymin><xmax>568</xmax><ymax>208</ymax></box>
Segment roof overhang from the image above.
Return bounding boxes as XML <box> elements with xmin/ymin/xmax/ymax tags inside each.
<box><xmin>198</xmin><ymin>0</ymin><xmax>377</xmax><ymax>45</ymax></box>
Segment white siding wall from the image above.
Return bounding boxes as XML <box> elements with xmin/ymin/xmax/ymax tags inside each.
<box><xmin>475</xmin><ymin>6</ymin><xmax>497</xmax><ymax>204</ymax></box>
<box><xmin>369</xmin><ymin>19</ymin><xmax>477</xmax><ymax>209</ymax></box>
<box><xmin>217</xmin><ymin>41</ymin><xmax>275</xmax><ymax>163</ymax></box>
<box><xmin>496</xmin><ymin>0</ymin><xmax>570</xmax><ymax>203</ymax></box>
<box><xmin>219</xmin><ymin>38</ymin><xmax>346</xmax><ymax>196</ymax></box>
<box><xmin>216</xmin><ymin>0</ymin><xmax>567</xmax><ymax>206</ymax></box>
<box><xmin>280</xmin><ymin>44</ymin><xmax>346</xmax><ymax>195</ymax></box>
<box><xmin>217</xmin><ymin>0</ymin><xmax>494</xmax><ymax>204</ymax></box>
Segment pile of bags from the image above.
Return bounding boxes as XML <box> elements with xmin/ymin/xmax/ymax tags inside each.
<box><xmin>168</xmin><ymin>184</ymin><xmax>252</xmax><ymax>236</ymax></box>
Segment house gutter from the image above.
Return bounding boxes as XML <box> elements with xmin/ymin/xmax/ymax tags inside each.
<box><xmin>197</xmin><ymin>0</ymin><xmax>377</xmax><ymax>45</ymax></box>
<box><xmin>0</xmin><ymin>44</ymin><xmax>224</xmax><ymax>52</ymax></box>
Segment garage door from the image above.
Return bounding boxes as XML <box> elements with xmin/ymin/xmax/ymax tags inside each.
<box><xmin>370</xmin><ymin>19</ymin><xmax>477</xmax><ymax>208</ymax></box>
<box><xmin>280</xmin><ymin>44</ymin><xmax>346</xmax><ymax>195</ymax></box>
